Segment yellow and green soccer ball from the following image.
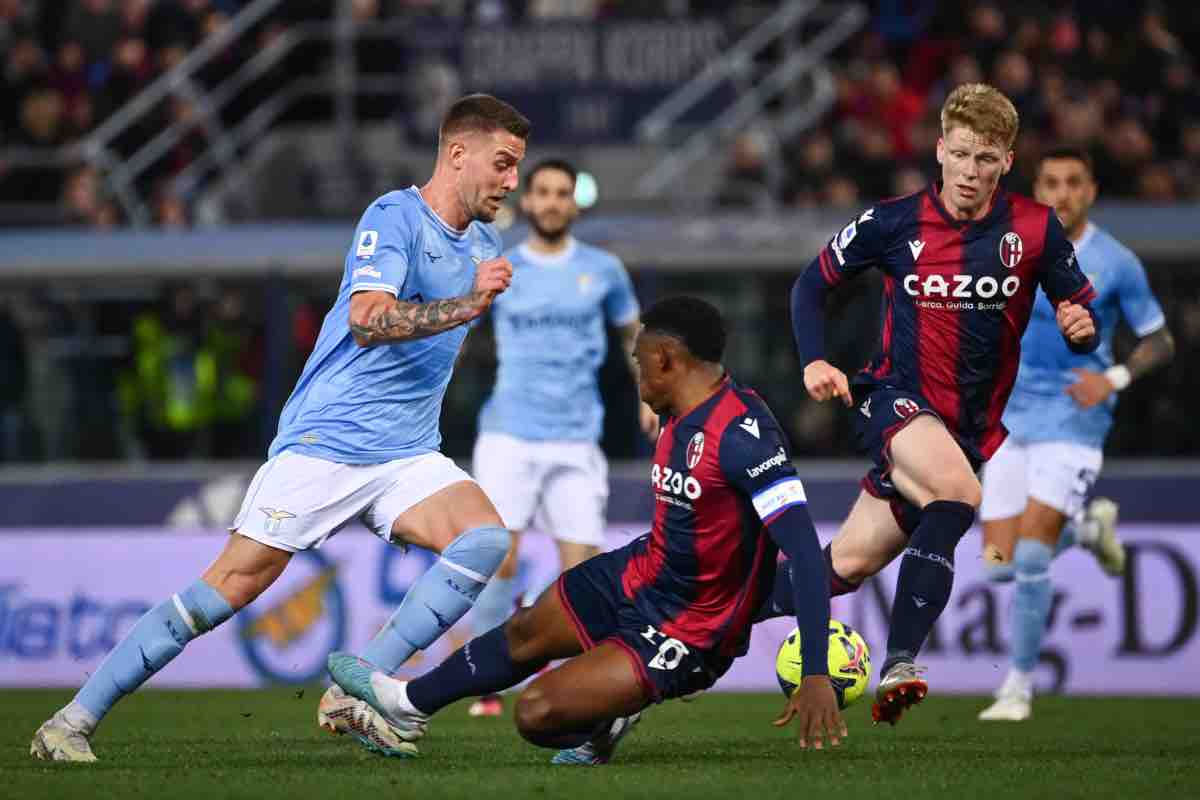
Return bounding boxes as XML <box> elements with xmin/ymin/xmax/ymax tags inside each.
<box><xmin>775</xmin><ymin>620</ymin><xmax>871</xmax><ymax>709</ymax></box>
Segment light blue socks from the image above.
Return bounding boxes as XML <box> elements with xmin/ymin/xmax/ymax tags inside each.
<box><xmin>983</xmin><ymin>560</ymin><xmax>1015</xmax><ymax>583</ymax></box>
<box><xmin>362</xmin><ymin>526</ymin><xmax>510</xmax><ymax>673</ymax></box>
<box><xmin>472</xmin><ymin>575</ymin><xmax>517</xmax><ymax>637</ymax></box>
<box><xmin>1011</xmin><ymin>538</ymin><xmax>1053</xmax><ymax>673</ymax></box>
<box><xmin>985</xmin><ymin>513</ymin><xmax>1084</xmax><ymax>584</ymax></box>
<box><xmin>71</xmin><ymin>580</ymin><xmax>234</xmax><ymax>728</ymax></box>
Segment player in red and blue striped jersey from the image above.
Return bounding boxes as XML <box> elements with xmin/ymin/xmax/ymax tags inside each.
<box><xmin>786</xmin><ymin>84</ymin><xmax>1099</xmax><ymax>725</ymax></box>
<box><xmin>327</xmin><ymin>297</ymin><xmax>845</xmax><ymax>761</ymax></box>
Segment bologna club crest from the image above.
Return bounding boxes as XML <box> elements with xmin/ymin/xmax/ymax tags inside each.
<box><xmin>1000</xmin><ymin>231</ymin><xmax>1023</xmax><ymax>269</ymax></box>
<box><xmin>686</xmin><ymin>432</ymin><xmax>705</xmax><ymax>469</ymax></box>
<box><xmin>893</xmin><ymin>398</ymin><xmax>921</xmax><ymax>419</ymax></box>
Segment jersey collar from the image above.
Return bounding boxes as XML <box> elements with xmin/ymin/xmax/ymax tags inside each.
<box><xmin>408</xmin><ymin>186</ymin><xmax>469</xmax><ymax>241</ymax></box>
<box><xmin>928</xmin><ymin>181</ymin><xmax>1009</xmax><ymax>229</ymax></box>
<box><xmin>1073</xmin><ymin>221</ymin><xmax>1097</xmax><ymax>253</ymax></box>
<box><xmin>675</xmin><ymin>374</ymin><xmax>732</xmax><ymax>424</ymax></box>
<box><xmin>518</xmin><ymin>236</ymin><xmax>578</xmax><ymax>267</ymax></box>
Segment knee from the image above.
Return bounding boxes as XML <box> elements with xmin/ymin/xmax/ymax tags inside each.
<box><xmin>443</xmin><ymin>525</ymin><xmax>512</xmax><ymax>573</ymax></box>
<box><xmin>928</xmin><ymin>474</ymin><xmax>982</xmax><ymax>508</ymax></box>
<box><xmin>830</xmin><ymin>548</ymin><xmax>877</xmax><ymax>585</ymax></box>
<box><xmin>513</xmin><ymin>686</ymin><xmax>558</xmax><ymax>743</ymax></box>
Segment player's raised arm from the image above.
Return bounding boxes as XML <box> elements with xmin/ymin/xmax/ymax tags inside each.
<box><xmin>349</xmin><ymin>256</ymin><xmax>512</xmax><ymax>346</ymax></box>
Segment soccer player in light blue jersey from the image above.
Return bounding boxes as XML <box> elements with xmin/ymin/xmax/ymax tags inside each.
<box><xmin>465</xmin><ymin>159</ymin><xmax>658</xmax><ymax>717</ymax></box>
<box><xmin>31</xmin><ymin>94</ymin><xmax>530</xmax><ymax>762</ymax></box>
<box><xmin>977</xmin><ymin>147</ymin><xmax>1175</xmax><ymax>721</ymax></box>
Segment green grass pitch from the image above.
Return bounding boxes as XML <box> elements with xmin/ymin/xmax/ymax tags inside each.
<box><xmin>5</xmin><ymin>690</ymin><xmax>1198</xmax><ymax>799</ymax></box>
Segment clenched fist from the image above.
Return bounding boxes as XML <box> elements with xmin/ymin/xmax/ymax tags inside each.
<box><xmin>471</xmin><ymin>256</ymin><xmax>514</xmax><ymax>309</ymax></box>
<box><xmin>1056</xmin><ymin>302</ymin><xmax>1095</xmax><ymax>345</ymax></box>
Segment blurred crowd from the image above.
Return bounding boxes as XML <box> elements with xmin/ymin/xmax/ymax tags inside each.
<box><xmin>718</xmin><ymin>2</ymin><xmax>1200</xmax><ymax>208</ymax></box>
<box><xmin>0</xmin><ymin>0</ymin><xmax>259</xmax><ymax>227</ymax></box>
<box><xmin>3</xmin><ymin>2</ymin><xmax>1197</xmax><ymax>226</ymax></box>
<box><xmin>0</xmin><ymin>0</ymin><xmax>723</xmax><ymax>227</ymax></box>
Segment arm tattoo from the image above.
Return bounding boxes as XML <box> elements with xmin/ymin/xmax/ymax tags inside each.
<box><xmin>1125</xmin><ymin>327</ymin><xmax>1175</xmax><ymax>381</ymax></box>
<box><xmin>351</xmin><ymin>293</ymin><xmax>483</xmax><ymax>345</ymax></box>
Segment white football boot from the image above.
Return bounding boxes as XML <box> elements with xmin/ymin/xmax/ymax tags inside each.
<box><xmin>326</xmin><ymin>653</ymin><xmax>430</xmax><ymax>750</ymax></box>
<box><xmin>1080</xmin><ymin>498</ymin><xmax>1125</xmax><ymax>576</ymax></box>
<box><xmin>318</xmin><ymin>685</ymin><xmax>419</xmax><ymax>758</ymax></box>
<box><xmin>30</xmin><ymin>712</ymin><xmax>97</xmax><ymax>763</ymax></box>
<box><xmin>978</xmin><ymin>670</ymin><xmax>1033</xmax><ymax>721</ymax></box>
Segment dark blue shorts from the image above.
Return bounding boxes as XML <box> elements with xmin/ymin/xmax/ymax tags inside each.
<box><xmin>849</xmin><ymin>384</ymin><xmax>982</xmax><ymax>535</ymax></box>
<box><xmin>557</xmin><ymin>537</ymin><xmax>734</xmax><ymax>703</ymax></box>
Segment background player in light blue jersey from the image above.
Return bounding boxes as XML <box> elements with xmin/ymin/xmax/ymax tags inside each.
<box><xmin>30</xmin><ymin>95</ymin><xmax>530</xmax><ymax>762</ymax></box>
<box><xmin>977</xmin><ymin>147</ymin><xmax>1175</xmax><ymax>721</ymax></box>
<box><xmin>466</xmin><ymin>159</ymin><xmax>658</xmax><ymax>717</ymax></box>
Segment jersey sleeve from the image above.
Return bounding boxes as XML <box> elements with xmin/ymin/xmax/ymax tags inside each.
<box><xmin>718</xmin><ymin>414</ymin><xmax>807</xmax><ymax>523</ymax></box>
<box><xmin>603</xmin><ymin>256</ymin><xmax>640</xmax><ymax>327</ymax></box>
<box><xmin>348</xmin><ymin>201</ymin><xmax>415</xmax><ymax>297</ymax></box>
<box><xmin>1117</xmin><ymin>253</ymin><xmax>1166</xmax><ymax>337</ymax></box>
<box><xmin>718</xmin><ymin>406</ymin><xmax>830</xmax><ymax>677</ymax></box>
<box><xmin>812</xmin><ymin>206</ymin><xmax>888</xmax><ymax>289</ymax></box>
<box><xmin>1039</xmin><ymin>212</ymin><xmax>1096</xmax><ymax>307</ymax></box>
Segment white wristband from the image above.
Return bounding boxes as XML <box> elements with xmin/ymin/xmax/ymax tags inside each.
<box><xmin>1104</xmin><ymin>365</ymin><xmax>1132</xmax><ymax>392</ymax></box>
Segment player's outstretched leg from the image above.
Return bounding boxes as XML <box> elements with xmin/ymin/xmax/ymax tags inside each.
<box><xmin>328</xmin><ymin>576</ymin><xmax>586</xmax><ymax>756</ymax></box>
<box><xmin>979</xmin><ymin>536</ymin><xmax>1050</xmax><ymax>721</ymax></box>
<box><xmin>31</xmin><ymin>535</ymin><xmax>282</xmax><ymax>762</ymax></box>
<box><xmin>876</xmin><ymin>418</ymin><xmax>979</xmax><ymax>725</ymax></box>
<box><xmin>322</xmin><ymin>482</ymin><xmax>512</xmax><ymax>755</ymax></box>
<box><xmin>355</xmin><ymin>524</ymin><xmax>510</xmax><ymax>672</ymax></box>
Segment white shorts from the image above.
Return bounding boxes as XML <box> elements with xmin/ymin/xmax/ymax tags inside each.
<box><xmin>472</xmin><ymin>432</ymin><xmax>608</xmax><ymax>547</ymax></box>
<box><xmin>230</xmin><ymin>450</ymin><xmax>474</xmax><ymax>552</ymax></box>
<box><xmin>980</xmin><ymin>436</ymin><xmax>1103</xmax><ymax>522</ymax></box>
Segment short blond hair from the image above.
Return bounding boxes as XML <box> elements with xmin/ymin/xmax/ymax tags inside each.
<box><xmin>940</xmin><ymin>83</ymin><xmax>1018</xmax><ymax>150</ymax></box>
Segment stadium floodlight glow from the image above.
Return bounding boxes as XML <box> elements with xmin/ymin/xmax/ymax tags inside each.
<box><xmin>575</xmin><ymin>172</ymin><xmax>598</xmax><ymax>209</ymax></box>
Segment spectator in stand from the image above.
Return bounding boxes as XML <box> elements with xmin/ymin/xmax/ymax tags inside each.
<box><xmin>715</xmin><ymin>128</ymin><xmax>778</xmax><ymax>209</ymax></box>
<box><xmin>64</xmin><ymin>0</ymin><xmax>122</xmax><ymax>65</ymax></box>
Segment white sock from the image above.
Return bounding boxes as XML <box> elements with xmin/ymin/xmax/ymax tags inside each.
<box><xmin>370</xmin><ymin>674</ymin><xmax>425</xmax><ymax>719</ymax></box>
<box><xmin>1005</xmin><ymin>668</ymin><xmax>1033</xmax><ymax>697</ymax></box>
<box><xmin>60</xmin><ymin>701</ymin><xmax>99</xmax><ymax>735</ymax></box>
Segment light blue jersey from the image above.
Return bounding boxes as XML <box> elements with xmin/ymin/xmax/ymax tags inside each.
<box><xmin>270</xmin><ymin>187</ymin><xmax>503</xmax><ymax>464</ymax></box>
<box><xmin>1003</xmin><ymin>223</ymin><xmax>1165</xmax><ymax>449</ymax></box>
<box><xmin>478</xmin><ymin>237</ymin><xmax>639</xmax><ymax>442</ymax></box>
